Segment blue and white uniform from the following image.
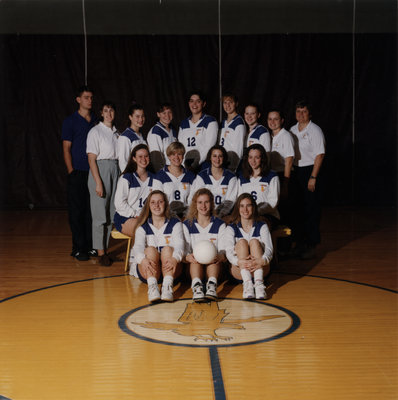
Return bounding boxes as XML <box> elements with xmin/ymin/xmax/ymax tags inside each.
<box><xmin>130</xmin><ymin>217</ymin><xmax>185</xmax><ymax>277</ymax></box>
<box><xmin>224</xmin><ymin>221</ymin><xmax>273</xmax><ymax>266</ymax></box>
<box><xmin>113</xmin><ymin>172</ymin><xmax>155</xmax><ymax>231</ymax></box>
<box><xmin>146</xmin><ymin>122</ymin><xmax>177</xmax><ymax>165</ymax></box>
<box><xmin>178</xmin><ymin>114</ymin><xmax>218</xmax><ymax>165</ymax></box>
<box><xmin>153</xmin><ymin>166</ymin><xmax>195</xmax><ymax>206</ymax></box>
<box><xmin>219</xmin><ymin>114</ymin><xmax>246</xmax><ymax>160</ymax></box>
<box><xmin>238</xmin><ymin>172</ymin><xmax>280</xmax><ymax>219</ymax></box>
<box><xmin>188</xmin><ymin>168</ymin><xmax>238</xmax><ymax>217</ymax></box>
<box><xmin>246</xmin><ymin>124</ymin><xmax>271</xmax><ymax>153</ymax></box>
<box><xmin>270</xmin><ymin>128</ymin><xmax>295</xmax><ymax>173</ymax></box>
<box><xmin>183</xmin><ymin>217</ymin><xmax>227</xmax><ymax>258</ymax></box>
<box><xmin>117</xmin><ymin>127</ymin><xmax>147</xmax><ymax>172</ymax></box>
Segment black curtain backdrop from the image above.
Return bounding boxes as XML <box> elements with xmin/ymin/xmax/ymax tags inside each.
<box><xmin>1</xmin><ymin>33</ymin><xmax>396</xmax><ymax>208</ymax></box>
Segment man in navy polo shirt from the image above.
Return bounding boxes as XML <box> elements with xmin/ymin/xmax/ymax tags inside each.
<box><xmin>62</xmin><ymin>86</ymin><xmax>97</xmax><ymax>261</ymax></box>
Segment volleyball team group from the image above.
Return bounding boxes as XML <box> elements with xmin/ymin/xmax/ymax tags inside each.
<box><xmin>62</xmin><ymin>86</ymin><xmax>326</xmax><ymax>302</ymax></box>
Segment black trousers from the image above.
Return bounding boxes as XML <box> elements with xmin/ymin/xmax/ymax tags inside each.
<box><xmin>67</xmin><ymin>170</ymin><xmax>92</xmax><ymax>253</ymax></box>
<box><xmin>291</xmin><ymin>166</ymin><xmax>322</xmax><ymax>246</ymax></box>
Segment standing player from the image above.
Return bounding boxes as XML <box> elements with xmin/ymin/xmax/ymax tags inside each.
<box><xmin>146</xmin><ymin>103</ymin><xmax>177</xmax><ymax>172</ymax></box>
<box><xmin>62</xmin><ymin>85</ymin><xmax>97</xmax><ymax>261</ymax></box>
<box><xmin>290</xmin><ymin>101</ymin><xmax>325</xmax><ymax>259</ymax></box>
<box><xmin>87</xmin><ymin>101</ymin><xmax>119</xmax><ymax>266</ymax></box>
<box><xmin>153</xmin><ymin>142</ymin><xmax>195</xmax><ymax>218</ymax></box>
<box><xmin>244</xmin><ymin>103</ymin><xmax>271</xmax><ymax>156</ymax></box>
<box><xmin>131</xmin><ymin>191</ymin><xmax>185</xmax><ymax>302</ymax></box>
<box><xmin>224</xmin><ymin>193</ymin><xmax>273</xmax><ymax>299</ymax></box>
<box><xmin>219</xmin><ymin>94</ymin><xmax>246</xmax><ymax>172</ymax></box>
<box><xmin>114</xmin><ymin>144</ymin><xmax>155</xmax><ymax>237</ymax></box>
<box><xmin>117</xmin><ymin>103</ymin><xmax>147</xmax><ymax>172</ymax></box>
<box><xmin>188</xmin><ymin>145</ymin><xmax>238</xmax><ymax>219</ymax></box>
<box><xmin>183</xmin><ymin>189</ymin><xmax>227</xmax><ymax>302</ymax></box>
<box><xmin>178</xmin><ymin>91</ymin><xmax>218</xmax><ymax>172</ymax></box>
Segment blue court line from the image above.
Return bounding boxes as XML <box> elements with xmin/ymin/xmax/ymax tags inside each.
<box><xmin>273</xmin><ymin>272</ymin><xmax>398</xmax><ymax>293</ymax></box>
<box><xmin>209</xmin><ymin>347</ymin><xmax>227</xmax><ymax>400</ymax></box>
<box><xmin>0</xmin><ymin>395</ymin><xmax>12</xmax><ymax>400</ymax></box>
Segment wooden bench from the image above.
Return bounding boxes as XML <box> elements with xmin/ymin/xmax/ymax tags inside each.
<box><xmin>110</xmin><ymin>229</ymin><xmax>133</xmax><ymax>272</ymax></box>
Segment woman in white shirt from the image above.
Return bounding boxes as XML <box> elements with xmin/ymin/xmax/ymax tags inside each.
<box><xmin>87</xmin><ymin>101</ymin><xmax>119</xmax><ymax>266</ymax></box>
<box><xmin>131</xmin><ymin>190</ymin><xmax>185</xmax><ymax>303</ymax></box>
<box><xmin>183</xmin><ymin>188</ymin><xmax>227</xmax><ymax>302</ymax></box>
<box><xmin>114</xmin><ymin>144</ymin><xmax>155</xmax><ymax>237</ymax></box>
<box><xmin>224</xmin><ymin>193</ymin><xmax>273</xmax><ymax>299</ymax></box>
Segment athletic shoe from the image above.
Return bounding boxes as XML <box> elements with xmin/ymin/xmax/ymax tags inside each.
<box><xmin>99</xmin><ymin>254</ymin><xmax>112</xmax><ymax>266</ymax></box>
<box><xmin>254</xmin><ymin>281</ymin><xmax>267</xmax><ymax>300</ymax></box>
<box><xmin>161</xmin><ymin>283</ymin><xmax>174</xmax><ymax>302</ymax></box>
<box><xmin>74</xmin><ymin>251</ymin><xmax>89</xmax><ymax>261</ymax></box>
<box><xmin>243</xmin><ymin>281</ymin><xmax>255</xmax><ymax>299</ymax></box>
<box><xmin>148</xmin><ymin>283</ymin><xmax>161</xmax><ymax>302</ymax></box>
<box><xmin>192</xmin><ymin>282</ymin><xmax>205</xmax><ymax>302</ymax></box>
<box><xmin>205</xmin><ymin>280</ymin><xmax>218</xmax><ymax>300</ymax></box>
<box><xmin>88</xmin><ymin>249</ymin><xmax>98</xmax><ymax>257</ymax></box>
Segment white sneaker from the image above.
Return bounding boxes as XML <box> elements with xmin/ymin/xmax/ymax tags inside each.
<box><xmin>148</xmin><ymin>283</ymin><xmax>161</xmax><ymax>302</ymax></box>
<box><xmin>192</xmin><ymin>282</ymin><xmax>205</xmax><ymax>302</ymax></box>
<box><xmin>161</xmin><ymin>283</ymin><xmax>174</xmax><ymax>302</ymax></box>
<box><xmin>205</xmin><ymin>280</ymin><xmax>218</xmax><ymax>300</ymax></box>
<box><xmin>243</xmin><ymin>281</ymin><xmax>255</xmax><ymax>299</ymax></box>
<box><xmin>254</xmin><ymin>281</ymin><xmax>267</xmax><ymax>300</ymax></box>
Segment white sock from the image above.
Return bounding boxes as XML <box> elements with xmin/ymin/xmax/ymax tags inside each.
<box><xmin>254</xmin><ymin>269</ymin><xmax>264</xmax><ymax>283</ymax></box>
<box><xmin>191</xmin><ymin>277</ymin><xmax>202</xmax><ymax>288</ymax></box>
<box><xmin>240</xmin><ymin>269</ymin><xmax>252</xmax><ymax>282</ymax></box>
<box><xmin>207</xmin><ymin>277</ymin><xmax>217</xmax><ymax>285</ymax></box>
<box><xmin>147</xmin><ymin>277</ymin><xmax>157</xmax><ymax>286</ymax></box>
<box><xmin>163</xmin><ymin>275</ymin><xmax>173</xmax><ymax>286</ymax></box>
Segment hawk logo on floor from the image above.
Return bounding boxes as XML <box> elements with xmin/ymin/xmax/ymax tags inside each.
<box><xmin>119</xmin><ymin>298</ymin><xmax>299</xmax><ymax>347</ymax></box>
<box><xmin>132</xmin><ymin>301</ymin><xmax>283</xmax><ymax>342</ymax></box>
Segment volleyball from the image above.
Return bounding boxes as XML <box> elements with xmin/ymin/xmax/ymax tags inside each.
<box><xmin>193</xmin><ymin>240</ymin><xmax>217</xmax><ymax>264</ymax></box>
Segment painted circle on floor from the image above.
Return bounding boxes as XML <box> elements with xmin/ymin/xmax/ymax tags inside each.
<box><xmin>119</xmin><ymin>298</ymin><xmax>300</xmax><ymax>347</ymax></box>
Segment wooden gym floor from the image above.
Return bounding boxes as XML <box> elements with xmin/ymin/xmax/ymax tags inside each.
<box><xmin>0</xmin><ymin>207</ymin><xmax>396</xmax><ymax>400</ymax></box>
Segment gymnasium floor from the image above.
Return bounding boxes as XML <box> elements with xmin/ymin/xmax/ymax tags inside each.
<box><xmin>0</xmin><ymin>207</ymin><xmax>396</xmax><ymax>400</ymax></box>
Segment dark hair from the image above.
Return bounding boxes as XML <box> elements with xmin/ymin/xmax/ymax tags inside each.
<box><xmin>122</xmin><ymin>144</ymin><xmax>150</xmax><ymax>174</ymax></box>
<box><xmin>157</xmin><ymin>103</ymin><xmax>173</xmax><ymax>113</ymax></box>
<box><xmin>76</xmin><ymin>85</ymin><xmax>93</xmax><ymax>97</ymax></box>
<box><xmin>295</xmin><ymin>100</ymin><xmax>312</xmax><ymax>114</ymax></box>
<box><xmin>229</xmin><ymin>193</ymin><xmax>259</xmax><ymax>224</ymax></box>
<box><xmin>99</xmin><ymin>100</ymin><xmax>116</xmax><ymax>123</ymax></box>
<box><xmin>267</xmin><ymin>109</ymin><xmax>285</xmax><ymax>125</ymax></box>
<box><xmin>222</xmin><ymin>93</ymin><xmax>238</xmax><ymax>103</ymax></box>
<box><xmin>242</xmin><ymin>144</ymin><xmax>269</xmax><ymax>180</ymax></box>
<box><xmin>245</xmin><ymin>102</ymin><xmax>260</xmax><ymax>113</ymax></box>
<box><xmin>127</xmin><ymin>103</ymin><xmax>144</xmax><ymax>116</ymax></box>
<box><xmin>188</xmin><ymin>90</ymin><xmax>207</xmax><ymax>104</ymax></box>
<box><xmin>206</xmin><ymin>145</ymin><xmax>229</xmax><ymax>169</ymax></box>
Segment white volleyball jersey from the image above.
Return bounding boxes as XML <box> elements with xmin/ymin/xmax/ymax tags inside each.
<box><xmin>238</xmin><ymin>172</ymin><xmax>280</xmax><ymax>219</ymax></box>
<box><xmin>153</xmin><ymin>166</ymin><xmax>196</xmax><ymax>205</ymax></box>
<box><xmin>270</xmin><ymin>128</ymin><xmax>295</xmax><ymax>172</ymax></box>
<box><xmin>290</xmin><ymin>121</ymin><xmax>325</xmax><ymax>167</ymax></box>
<box><xmin>146</xmin><ymin>122</ymin><xmax>177</xmax><ymax>165</ymax></box>
<box><xmin>132</xmin><ymin>217</ymin><xmax>185</xmax><ymax>265</ymax></box>
<box><xmin>188</xmin><ymin>168</ymin><xmax>238</xmax><ymax>209</ymax></box>
<box><xmin>86</xmin><ymin>122</ymin><xmax>119</xmax><ymax>160</ymax></box>
<box><xmin>246</xmin><ymin>124</ymin><xmax>271</xmax><ymax>152</ymax></box>
<box><xmin>219</xmin><ymin>114</ymin><xmax>246</xmax><ymax>158</ymax></box>
<box><xmin>114</xmin><ymin>172</ymin><xmax>155</xmax><ymax>218</ymax></box>
<box><xmin>178</xmin><ymin>114</ymin><xmax>218</xmax><ymax>164</ymax></box>
<box><xmin>117</xmin><ymin>128</ymin><xmax>147</xmax><ymax>172</ymax></box>
<box><xmin>183</xmin><ymin>217</ymin><xmax>226</xmax><ymax>255</ymax></box>
<box><xmin>224</xmin><ymin>221</ymin><xmax>273</xmax><ymax>265</ymax></box>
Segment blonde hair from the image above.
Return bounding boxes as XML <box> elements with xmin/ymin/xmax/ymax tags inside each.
<box><xmin>135</xmin><ymin>190</ymin><xmax>171</xmax><ymax>229</ymax></box>
<box><xmin>166</xmin><ymin>141</ymin><xmax>185</xmax><ymax>157</ymax></box>
<box><xmin>185</xmin><ymin>188</ymin><xmax>214</xmax><ymax>222</ymax></box>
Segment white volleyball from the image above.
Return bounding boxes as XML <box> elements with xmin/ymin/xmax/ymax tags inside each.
<box><xmin>193</xmin><ymin>240</ymin><xmax>217</xmax><ymax>264</ymax></box>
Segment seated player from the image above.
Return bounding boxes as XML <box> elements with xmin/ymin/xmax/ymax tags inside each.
<box><xmin>188</xmin><ymin>145</ymin><xmax>238</xmax><ymax>219</ymax></box>
<box><xmin>238</xmin><ymin>144</ymin><xmax>280</xmax><ymax>229</ymax></box>
<box><xmin>130</xmin><ymin>190</ymin><xmax>185</xmax><ymax>302</ymax></box>
<box><xmin>114</xmin><ymin>144</ymin><xmax>155</xmax><ymax>237</ymax></box>
<box><xmin>153</xmin><ymin>142</ymin><xmax>195</xmax><ymax>218</ymax></box>
<box><xmin>224</xmin><ymin>193</ymin><xmax>273</xmax><ymax>300</ymax></box>
<box><xmin>183</xmin><ymin>188</ymin><xmax>227</xmax><ymax>302</ymax></box>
